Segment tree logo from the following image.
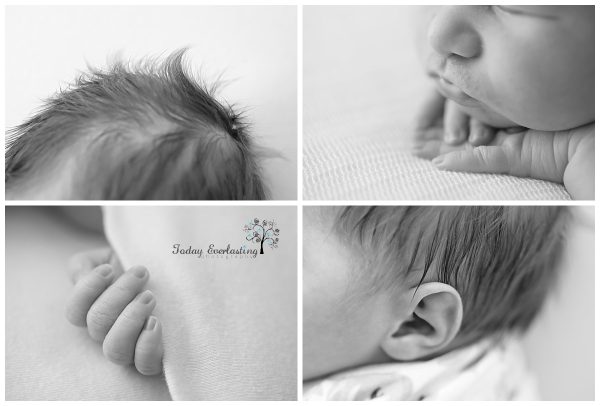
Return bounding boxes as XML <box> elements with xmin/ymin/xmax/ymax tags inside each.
<box><xmin>243</xmin><ymin>218</ymin><xmax>280</xmax><ymax>255</ymax></box>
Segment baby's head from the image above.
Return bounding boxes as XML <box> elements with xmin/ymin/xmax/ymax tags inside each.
<box><xmin>418</xmin><ymin>6</ymin><xmax>594</xmax><ymax>131</ymax></box>
<box><xmin>6</xmin><ymin>50</ymin><xmax>267</xmax><ymax>200</ymax></box>
<box><xmin>304</xmin><ymin>206</ymin><xmax>567</xmax><ymax>380</ymax></box>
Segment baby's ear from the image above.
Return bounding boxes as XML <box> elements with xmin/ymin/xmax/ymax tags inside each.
<box><xmin>380</xmin><ymin>282</ymin><xmax>462</xmax><ymax>361</ymax></box>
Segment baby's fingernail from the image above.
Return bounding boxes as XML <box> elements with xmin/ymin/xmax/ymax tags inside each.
<box><xmin>432</xmin><ymin>156</ymin><xmax>444</xmax><ymax>166</ymax></box>
<box><xmin>133</xmin><ymin>266</ymin><xmax>147</xmax><ymax>278</ymax></box>
<box><xmin>145</xmin><ymin>316</ymin><xmax>157</xmax><ymax>331</ymax></box>
<box><xmin>138</xmin><ymin>290</ymin><xmax>154</xmax><ymax>305</ymax></box>
<box><xmin>95</xmin><ymin>265</ymin><xmax>112</xmax><ymax>277</ymax></box>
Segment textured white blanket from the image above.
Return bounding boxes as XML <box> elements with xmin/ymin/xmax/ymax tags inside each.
<box><xmin>104</xmin><ymin>206</ymin><xmax>297</xmax><ymax>400</ymax></box>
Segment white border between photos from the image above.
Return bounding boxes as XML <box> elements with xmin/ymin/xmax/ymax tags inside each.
<box><xmin>1</xmin><ymin>0</ymin><xmax>598</xmax><ymax>405</ymax></box>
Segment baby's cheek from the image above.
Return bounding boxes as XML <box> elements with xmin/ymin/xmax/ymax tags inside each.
<box><xmin>487</xmin><ymin>30</ymin><xmax>594</xmax><ymax>130</ymax></box>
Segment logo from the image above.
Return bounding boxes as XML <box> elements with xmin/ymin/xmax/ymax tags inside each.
<box><xmin>243</xmin><ymin>218</ymin><xmax>280</xmax><ymax>255</ymax></box>
<box><xmin>170</xmin><ymin>217</ymin><xmax>281</xmax><ymax>259</ymax></box>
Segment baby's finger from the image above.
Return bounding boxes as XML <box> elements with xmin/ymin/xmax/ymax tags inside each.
<box><xmin>67</xmin><ymin>247</ymin><xmax>113</xmax><ymax>284</ymax></box>
<box><xmin>135</xmin><ymin>316</ymin><xmax>164</xmax><ymax>376</ymax></box>
<box><xmin>412</xmin><ymin>136</ymin><xmax>466</xmax><ymax>160</ymax></box>
<box><xmin>68</xmin><ymin>248</ymin><xmax>125</xmax><ymax>284</ymax></box>
<box><xmin>443</xmin><ymin>100</ymin><xmax>469</xmax><ymax>145</ymax></box>
<box><xmin>65</xmin><ymin>264</ymin><xmax>114</xmax><ymax>327</ymax></box>
<box><xmin>103</xmin><ymin>290</ymin><xmax>156</xmax><ymax>366</ymax></box>
<box><xmin>86</xmin><ymin>266</ymin><xmax>149</xmax><ymax>342</ymax></box>
<box><xmin>432</xmin><ymin>146</ymin><xmax>511</xmax><ymax>174</ymax></box>
<box><xmin>468</xmin><ymin>118</ymin><xmax>496</xmax><ymax>146</ymax></box>
<box><xmin>413</xmin><ymin>87</ymin><xmax>445</xmax><ymax>130</ymax></box>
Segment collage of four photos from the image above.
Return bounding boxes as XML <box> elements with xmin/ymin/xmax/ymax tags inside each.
<box><xmin>4</xmin><ymin>4</ymin><xmax>596</xmax><ymax>402</ymax></box>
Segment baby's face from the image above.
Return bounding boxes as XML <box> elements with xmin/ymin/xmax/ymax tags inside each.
<box><xmin>303</xmin><ymin>209</ymin><xmax>402</xmax><ymax>381</ymax></box>
<box><xmin>418</xmin><ymin>6</ymin><xmax>594</xmax><ymax>131</ymax></box>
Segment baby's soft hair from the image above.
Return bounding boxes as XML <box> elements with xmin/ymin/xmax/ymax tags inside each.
<box><xmin>334</xmin><ymin>206</ymin><xmax>568</xmax><ymax>349</ymax></box>
<box><xmin>5</xmin><ymin>49</ymin><xmax>267</xmax><ymax>200</ymax></box>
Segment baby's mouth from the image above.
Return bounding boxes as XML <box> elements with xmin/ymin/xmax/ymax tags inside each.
<box><xmin>431</xmin><ymin>73</ymin><xmax>480</xmax><ymax>108</ymax></box>
<box><xmin>440</xmin><ymin>79</ymin><xmax>477</xmax><ymax>107</ymax></box>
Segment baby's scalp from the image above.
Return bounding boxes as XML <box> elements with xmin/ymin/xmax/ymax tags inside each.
<box><xmin>332</xmin><ymin>206</ymin><xmax>568</xmax><ymax>350</ymax></box>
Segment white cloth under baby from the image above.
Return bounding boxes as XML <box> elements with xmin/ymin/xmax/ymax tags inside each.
<box><xmin>103</xmin><ymin>206</ymin><xmax>297</xmax><ymax>400</ymax></box>
<box><xmin>304</xmin><ymin>336</ymin><xmax>538</xmax><ymax>401</ymax></box>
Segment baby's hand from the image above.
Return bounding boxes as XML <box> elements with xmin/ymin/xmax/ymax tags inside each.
<box><xmin>65</xmin><ymin>248</ymin><xmax>164</xmax><ymax>375</ymax></box>
<box><xmin>412</xmin><ymin>88</ymin><xmax>594</xmax><ymax>200</ymax></box>
<box><xmin>412</xmin><ymin>87</ymin><xmax>497</xmax><ymax>147</ymax></box>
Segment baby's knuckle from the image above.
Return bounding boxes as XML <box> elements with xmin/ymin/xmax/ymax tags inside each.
<box><xmin>119</xmin><ymin>307</ymin><xmax>145</xmax><ymax>324</ymax></box>
<box><xmin>103</xmin><ymin>343</ymin><xmax>132</xmax><ymax>365</ymax></box>
<box><xmin>472</xmin><ymin>147</ymin><xmax>489</xmax><ymax>163</ymax></box>
<box><xmin>86</xmin><ymin>308</ymin><xmax>114</xmax><ymax>336</ymax></box>
<box><xmin>109</xmin><ymin>282</ymin><xmax>137</xmax><ymax>297</ymax></box>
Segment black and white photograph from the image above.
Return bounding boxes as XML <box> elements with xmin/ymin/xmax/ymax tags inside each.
<box><xmin>5</xmin><ymin>5</ymin><xmax>297</xmax><ymax>200</ymax></box>
<box><xmin>303</xmin><ymin>6</ymin><xmax>594</xmax><ymax>200</ymax></box>
<box><xmin>5</xmin><ymin>206</ymin><xmax>297</xmax><ymax>400</ymax></box>
<box><xmin>2</xmin><ymin>2</ymin><xmax>597</xmax><ymax>404</ymax></box>
<box><xmin>303</xmin><ymin>206</ymin><xmax>594</xmax><ymax>400</ymax></box>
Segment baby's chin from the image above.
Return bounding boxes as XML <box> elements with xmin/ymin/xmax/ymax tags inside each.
<box><xmin>457</xmin><ymin>104</ymin><xmax>520</xmax><ymax>130</ymax></box>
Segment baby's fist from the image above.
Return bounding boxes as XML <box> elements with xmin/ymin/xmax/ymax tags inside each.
<box><xmin>65</xmin><ymin>250</ymin><xmax>163</xmax><ymax>375</ymax></box>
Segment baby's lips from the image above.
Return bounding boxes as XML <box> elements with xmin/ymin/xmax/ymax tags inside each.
<box><xmin>436</xmin><ymin>77</ymin><xmax>479</xmax><ymax>108</ymax></box>
<box><xmin>503</xmin><ymin>126</ymin><xmax>527</xmax><ymax>134</ymax></box>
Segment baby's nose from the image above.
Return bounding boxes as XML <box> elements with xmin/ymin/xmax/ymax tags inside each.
<box><xmin>428</xmin><ymin>6</ymin><xmax>481</xmax><ymax>60</ymax></box>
